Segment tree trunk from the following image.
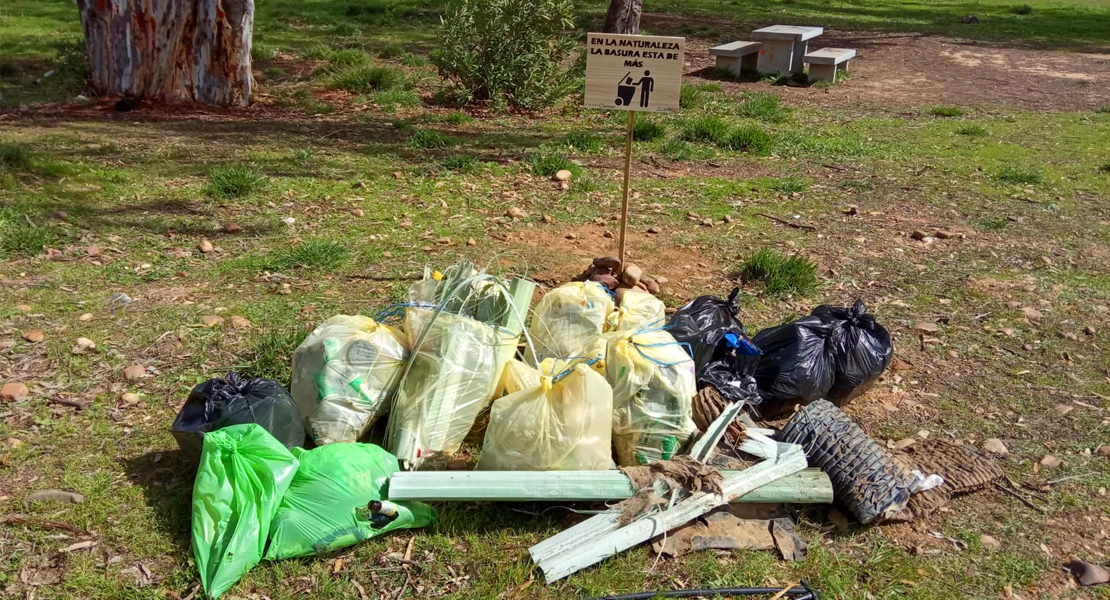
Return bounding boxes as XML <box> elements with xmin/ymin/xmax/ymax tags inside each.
<box><xmin>76</xmin><ymin>0</ymin><xmax>254</xmax><ymax>106</ymax></box>
<box><xmin>603</xmin><ymin>0</ymin><xmax>643</xmax><ymax>34</ymax></box>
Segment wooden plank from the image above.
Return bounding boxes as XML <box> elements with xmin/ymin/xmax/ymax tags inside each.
<box><xmin>388</xmin><ymin>468</ymin><xmax>832</xmax><ymax>503</ymax></box>
<box><xmin>529</xmin><ymin>433</ymin><xmax>808</xmax><ymax>582</ymax></box>
<box><xmin>687</xmin><ymin>401</ymin><xmax>743</xmax><ymax>463</ymax></box>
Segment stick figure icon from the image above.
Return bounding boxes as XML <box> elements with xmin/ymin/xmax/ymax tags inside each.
<box><xmin>633</xmin><ymin>70</ymin><xmax>654</xmax><ymax>107</ymax></box>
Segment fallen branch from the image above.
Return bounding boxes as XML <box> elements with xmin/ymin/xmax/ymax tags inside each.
<box><xmin>1047</xmin><ymin>472</ymin><xmax>1096</xmax><ymax>486</ymax></box>
<box><xmin>995</xmin><ymin>482</ymin><xmax>1047</xmax><ymax>513</ymax></box>
<box><xmin>48</xmin><ymin>397</ymin><xmax>89</xmax><ymax>410</ymax></box>
<box><xmin>756</xmin><ymin>213</ymin><xmax>816</xmax><ymax>231</ymax></box>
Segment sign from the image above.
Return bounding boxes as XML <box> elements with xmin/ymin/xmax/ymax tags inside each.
<box><xmin>584</xmin><ymin>33</ymin><xmax>684</xmax><ymax>113</ymax></box>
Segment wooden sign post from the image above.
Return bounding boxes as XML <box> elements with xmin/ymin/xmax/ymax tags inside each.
<box><xmin>585</xmin><ymin>33</ymin><xmax>684</xmax><ymax>267</ymax></box>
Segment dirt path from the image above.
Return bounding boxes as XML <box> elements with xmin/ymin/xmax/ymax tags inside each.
<box><xmin>684</xmin><ymin>32</ymin><xmax>1110</xmax><ymax>112</ymax></box>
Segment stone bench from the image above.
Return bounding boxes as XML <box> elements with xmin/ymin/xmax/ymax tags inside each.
<box><xmin>804</xmin><ymin>48</ymin><xmax>855</xmax><ymax>82</ymax></box>
<box><xmin>709</xmin><ymin>41</ymin><xmax>761</xmax><ymax>76</ymax></box>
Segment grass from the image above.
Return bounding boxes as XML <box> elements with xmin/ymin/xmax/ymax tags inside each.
<box><xmin>1099</xmin><ymin>163</ymin><xmax>1110</xmax><ymax>175</ymax></box>
<box><xmin>679</xmin><ymin>84</ymin><xmax>704</xmax><ymax>109</ymax></box>
<box><xmin>1012</xmin><ymin>3</ymin><xmax>1034</xmax><ymax>14</ymax></box>
<box><xmin>660</xmin><ymin>139</ymin><xmax>696</xmax><ymax>160</ymax></box>
<box><xmin>0</xmin><ymin>143</ymin><xmax>33</xmax><ymax>175</ymax></box>
<box><xmin>372</xmin><ymin>88</ymin><xmax>421</xmax><ymax>110</ymax></box>
<box><xmin>632</xmin><ymin>120</ymin><xmax>667</xmax><ymax>142</ymax></box>
<box><xmin>441</xmin><ymin>154</ymin><xmax>482</xmax><ymax>173</ymax></box>
<box><xmin>243</xmin><ymin>327</ymin><xmax>305</xmax><ymax>383</ymax></box>
<box><xmin>252</xmin><ymin>43</ymin><xmax>279</xmax><ymax>61</ymax></box>
<box><xmin>1097</xmin><ymin>105</ymin><xmax>1110</xmax><ymax>114</ymax></box>
<box><xmin>526</xmin><ymin>151</ymin><xmax>582</xmax><ymax>178</ymax></box>
<box><xmin>326</xmin><ymin>64</ymin><xmax>407</xmax><ymax>93</ymax></box>
<box><xmin>564</xmin><ymin>130</ymin><xmax>605</xmax><ymax>154</ymax></box>
<box><xmin>995</xmin><ymin>164</ymin><xmax>1043</xmax><ymax>185</ymax></box>
<box><xmin>768</xmin><ymin>176</ymin><xmax>810</xmax><ymax>194</ymax></box>
<box><xmin>264</xmin><ymin>239</ymin><xmax>351</xmax><ymax>271</ymax></box>
<box><xmin>929</xmin><ymin>105</ymin><xmax>966</xmax><ymax>117</ymax></box>
<box><xmin>737</xmin><ymin>92</ymin><xmax>790</xmax><ymax>123</ymax></box>
<box><xmin>282</xmin><ymin>89</ymin><xmax>334</xmax><ymax>114</ymax></box>
<box><xmin>407</xmin><ymin>129</ymin><xmax>456</xmax><ymax>149</ymax></box>
<box><xmin>955</xmin><ymin>123</ymin><xmax>989</xmax><ymax>137</ymax></box>
<box><xmin>680</xmin><ymin>115</ymin><xmax>731</xmax><ymax>145</ymax></box>
<box><xmin>737</xmin><ymin>248</ymin><xmax>818</xmax><ymax>297</ymax></box>
<box><xmin>0</xmin><ymin>208</ymin><xmax>60</xmax><ymax>258</ymax></box>
<box><xmin>206</xmin><ymin>165</ymin><xmax>267</xmax><ymax>199</ymax></box>
<box><xmin>726</xmin><ymin>125</ymin><xmax>774</xmax><ymax>154</ymax></box>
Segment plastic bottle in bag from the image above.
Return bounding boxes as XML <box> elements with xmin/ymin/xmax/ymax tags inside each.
<box><xmin>606</xmin><ymin>328</ymin><xmax>698</xmax><ymax>466</ymax></box>
<box><xmin>528</xmin><ymin>282</ymin><xmax>614</xmax><ymax>365</ymax></box>
<box><xmin>291</xmin><ymin>315</ymin><xmax>408</xmax><ymax>445</ymax></box>
<box><xmin>478</xmin><ymin>361</ymin><xmax>614</xmax><ymax>471</ymax></box>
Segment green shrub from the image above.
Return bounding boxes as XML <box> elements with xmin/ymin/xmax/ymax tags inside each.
<box><xmin>252</xmin><ymin>43</ymin><xmax>279</xmax><ymax>61</ymax></box>
<box><xmin>326</xmin><ymin>63</ymin><xmax>407</xmax><ymax>92</ymax></box>
<box><xmin>929</xmin><ymin>105</ymin><xmax>964</xmax><ymax>117</ymax></box>
<box><xmin>726</xmin><ymin>125</ymin><xmax>773</xmax><ymax>154</ymax></box>
<box><xmin>0</xmin><ymin>143</ymin><xmax>33</xmax><ymax>175</ymax></box>
<box><xmin>402</xmin><ymin>54</ymin><xmax>427</xmax><ymax>67</ymax></box>
<box><xmin>564</xmin><ymin>130</ymin><xmax>604</xmax><ymax>154</ymax></box>
<box><xmin>407</xmin><ymin>129</ymin><xmax>456</xmax><ymax>149</ymax></box>
<box><xmin>738</xmin><ymin>92</ymin><xmax>789</xmax><ymax>123</ymax></box>
<box><xmin>266</xmin><ymin>239</ymin><xmax>351</xmax><ymax>271</ymax></box>
<box><xmin>768</xmin><ymin>176</ymin><xmax>809</xmax><ymax>194</ymax></box>
<box><xmin>1012</xmin><ymin>4</ymin><xmax>1033</xmax><ymax>14</ymax></box>
<box><xmin>995</xmin><ymin>165</ymin><xmax>1042</xmax><ymax>185</ymax></box>
<box><xmin>432</xmin><ymin>0</ymin><xmax>581</xmax><ymax>110</ymax></box>
<box><xmin>955</xmin><ymin>123</ymin><xmax>988</xmax><ymax>137</ymax></box>
<box><xmin>373</xmin><ymin>88</ymin><xmax>421</xmax><ymax>110</ymax></box>
<box><xmin>681</xmin><ymin>115</ymin><xmax>730</xmax><ymax>145</ymax></box>
<box><xmin>324</xmin><ymin>48</ymin><xmax>373</xmax><ymax>68</ymax></box>
<box><xmin>441</xmin><ymin>111</ymin><xmax>473</xmax><ymax>124</ymax></box>
<box><xmin>207</xmin><ymin>165</ymin><xmax>267</xmax><ymax>198</ymax></box>
<box><xmin>0</xmin><ymin>208</ymin><xmax>60</xmax><ymax>259</ymax></box>
<box><xmin>333</xmin><ymin>22</ymin><xmax>362</xmax><ymax>36</ymax></box>
<box><xmin>378</xmin><ymin>43</ymin><xmax>406</xmax><ymax>59</ymax></box>
<box><xmin>526</xmin><ymin>151</ymin><xmax>581</xmax><ymax>178</ymax></box>
<box><xmin>679</xmin><ymin>84</ymin><xmax>703</xmax><ymax>109</ymax></box>
<box><xmin>632</xmin><ymin>120</ymin><xmax>666</xmax><ymax>141</ymax></box>
<box><xmin>738</xmin><ymin>248</ymin><xmax>817</xmax><ymax>297</ymax></box>
<box><xmin>660</xmin><ymin>139</ymin><xmax>695</xmax><ymax>160</ymax></box>
<box><xmin>442</xmin><ymin>154</ymin><xmax>482</xmax><ymax>173</ymax></box>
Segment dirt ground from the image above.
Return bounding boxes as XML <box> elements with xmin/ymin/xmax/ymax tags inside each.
<box><xmin>684</xmin><ymin>32</ymin><xmax>1110</xmax><ymax>112</ymax></box>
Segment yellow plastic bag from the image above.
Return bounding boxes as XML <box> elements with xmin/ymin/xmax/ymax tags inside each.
<box><xmin>388</xmin><ymin>307</ymin><xmax>517</xmax><ymax>469</ymax></box>
<box><xmin>291</xmin><ymin>315</ymin><xmax>408</xmax><ymax>445</ymax></box>
<box><xmin>606</xmin><ymin>328</ymin><xmax>698</xmax><ymax>466</ymax></box>
<box><xmin>478</xmin><ymin>362</ymin><xmax>614</xmax><ymax>471</ymax></box>
<box><xmin>528</xmin><ymin>282</ymin><xmax>614</xmax><ymax>365</ymax></box>
<box><xmin>495</xmin><ymin>359</ymin><xmax>541</xmax><ymax>398</ymax></box>
<box><xmin>607</xmin><ymin>290</ymin><xmax>666</xmax><ymax>332</ymax></box>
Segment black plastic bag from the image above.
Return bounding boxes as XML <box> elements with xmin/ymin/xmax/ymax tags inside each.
<box><xmin>668</xmin><ymin>288</ymin><xmax>763</xmax><ymax>403</ymax></box>
<box><xmin>751</xmin><ymin>300</ymin><xmax>892</xmax><ymax>418</ymax></box>
<box><xmin>171</xmin><ymin>372</ymin><xmax>306</xmax><ymax>462</ymax></box>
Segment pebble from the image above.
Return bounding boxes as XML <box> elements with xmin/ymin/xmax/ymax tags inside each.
<box><xmin>647</xmin><ymin>226</ymin><xmax>661</xmax><ymax>234</ymax></box>
<box><xmin>1039</xmin><ymin>454</ymin><xmax>1064</xmax><ymax>468</ymax></box>
<box><xmin>467</xmin><ymin>237</ymin><xmax>477</xmax><ymax>246</ymax></box>
<box><xmin>603</xmin><ymin>230</ymin><xmax>614</xmax><ymax>238</ymax></box>
<box><xmin>51</xmin><ymin>211</ymin><xmax>68</xmax><ymax>220</ymax></box>
<box><xmin>86</xmin><ymin>245</ymin><xmax>101</xmax><ymax>257</ymax></box>
<box><xmin>701</xmin><ymin>218</ymin><xmax>714</xmax><ymax>227</ymax></box>
<box><xmin>122</xmin><ymin>365</ymin><xmax>146</xmax><ymax>380</ymax></box>
<box><xmin>723</xmin><ymin>214</ymin><xmax>734</xmax><ymax>223</ymax></box>
<box><xmin>910</xmin><ymin>230</ymin><xmax>929</xmax><ymax>240</ymax></box>
<box><xmin>4</xmin><ymin>438</ymin><xmax>24</xmax><ymax>449</ymax></box>
<box><xmin>436</xmin><ymin>237</ymin><xmax>451</xmax><ymax>245</ymax></box>
<box><xmin>201</xmin><ymin>315</ymin><xmax>225</xmax><ymax>327</ymax></box>
<box><xmin>621</xmin><ymin>264</ymin><xmax>643</xmax><ymax>288</ymax></box>
<box><xmin>72</xmin><ymin>337</ymin><xmax>96</xmax><ymax>354</ymax></box>
<box><xmin>553</xmin><ymin>169</ymin><xmax>573</xmax><ymax>182</ymax></box>
<box><xmin>1021</xmin><ymin>306</ymin><xmax>1043</xmax><ymax>320</ymax></box>
<box><xmin>594</xmin><ymin>256</ymin><xmax>621</xmax><ymax>270</ymax></box>
<box><xmin>121</xmin><ymin>392</ymin><xmax>141</xmax><ymax>406</ymax></box>
<box><xmin>1</xmin><ymin>382</ymin><xmax>30</xmax><ymax>400</ymax></box>
<box><xmin>980</xmin><ymin>534</ymin><xmax>1002</xmax><ymax>551</ymax></box>
<box><xmin>198</xmin><ymin>239</ymin><xmax>214</xmax><ymax>253</ymax></box>
<box><xmin>16</xmin><ymin>304</ymin><xmax>31</xmax><ymax>312</ymax></box>
<box><xmin>228</xmin><ymin>316</ymin><xmax>252</xmax><ymax>329</ymax></box>
<box><xmin>914</xmin><ymin>322</ymin><xmax>939</xmax><ymax>333</ymax></box>
<box><xmin>223</xmin><ymin>222</ymin><xmax>243</xmax><ymax>233</ymax></box>
<box><xmin>982</xmin><ymin>438</ymin><xmax>1009</xmax><ymax>456</ymax></box>
<box><xmin>1096</xmin><ymin>445</ymin><xmax>1110</xmax><ymax>458</ymax></box>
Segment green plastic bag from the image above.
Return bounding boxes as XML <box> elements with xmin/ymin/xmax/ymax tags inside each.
<box><xmin>192</xmin><ymin>424</ymin><xmax>299</xmax><ymax>599</ymax></box>
<box><xmin>265</xmin><ymin>443</ymin><xmax>437</xmax><ymax>560</ymax></box>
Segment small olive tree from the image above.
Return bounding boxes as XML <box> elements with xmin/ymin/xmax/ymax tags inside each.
<box><xmin>432</xmin><ymin>0</ymin><xmax>582</xmax><ymax>110</ymax></box>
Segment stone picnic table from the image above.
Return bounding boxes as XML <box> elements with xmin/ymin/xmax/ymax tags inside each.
<box><xmin>750</xmin><ymin>25</ymin><xmax>824</xmax><ymax>76</ymax></box>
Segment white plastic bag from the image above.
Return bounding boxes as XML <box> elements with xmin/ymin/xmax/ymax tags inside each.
<box><xmin>607</xmin><ymin>289</ymin><xmax>666</xmax><ymax>332</ymax></box>
<box><xmin>291</xmin><ymin>315</ymin><xmax>408</xmax><ymax>445</ymax></box>
<box><xmin>528</xmin><ymin>282</ymin><xmax>614</xmax><ymax>365</ymax></box>
<box><xmin>478</xmin><ymin>362</ymin><xmax>613</xmax><ymax>471</ymax></box>
<box><xmin>495</xmin><ymin>359</ymin><xmax>541</xmax><ymax>398</ymax></box>
<box><xmin>388</xmin><ymin>307</ymin><xmax>517</xmax><ymax>469</ymax></box>
<box><xmin>606</xmin><ymin>328</ymin><xmax>698</xmax><ymax>466</ymax></box>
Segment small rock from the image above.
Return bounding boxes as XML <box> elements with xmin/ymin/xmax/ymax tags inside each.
<box><xmin>935</xmin><ymin>229</ymin><xmax>956</xmax><ymax>240</ymax></box>
<box><xmin>914</xmin><ymin>322</ymin><xmax>939</xmax><ymax>333</ymax></box>
<box><xmin>962</xmin><ymin>14</ymin><xmax>980</xmax><ymax>24</ymax></box>
<box><xmin>558</xmin><ymin>181</ymin><xmax>570</xmax><ymax>190</ymax></box>
<box><xmin>122</xmin><ymin>365</ymin><xmax>146</xmax><ymax>380</ymax></box>
<box><xmin>701</xmin><ymin>218</ymin><xmax>714</xmax><ymax>227</ymax></box>
<box><xmin>392</xmin><ymin>171</ymin><xmax>403</xmax><ymax>180</ymax></box>
<box><xmin>352</xmin><ymin>181</ymin><xmax>368</xmax><ymax>189</ymax></box>
<box><xmin>383</xmin><ymin>251</ymin><xmax>393</xmax><ymax>258</ymax></box>
<box><xmin>655</xmin><ymin>276</ymin><xmax>668</xmax><ymax>285</ymax></box>
<box><xmin>565</xmin><ymin>233</ymin><xmax>577</xmax><ymax>240</ymax></box>
<box><xmin>1021</xmin><ymin>306</ymin><xmax>1043</xmax><ymax>320</ymax></box>
<box><xmin>723</xmin><ymin>214</ymin><xmax>734</xmax><ymax>223</ymax></box>
<box><xmin>893</xmin><ymin>438</ymin><xmax>916</xmax><ymax>450</ymax></box>
<box><xmin>1</xmin><ymin>382</ymin><xmax>30</xmax><ymax>400</ymax></box>
<box><xmin>25</xmin><ymin>489</ymin><xmax>84</xmax><ymax>504</ymax></box>
<box><xmin>594</xmin><ymin>256</ymin><xmax>621</xmax><ymax>271</ymax></box>
<box><xmin>982</xmin><ymin>438</ymin><xmax>1009</xmax><ymax>456</ymax></box>
<box><xmin>349</xmin><ymin>208</ymin><xmax>365</xmax><ymax>218</ymax></box>
<box><xmin>200</xmin><ymin>315</ymin><xmax>224</xmax><ymax>327</ymax></box>
<box><xmin>78</xmin><ymin>313</ymin><xmax>93</xmax><ymax>321</ymax></box>
<box><xmin>436</xmin><ymin>237</ymin><xmax>451</xmax><ymax>245</ymax></box>
<box><xmin>603</xmin><ymin>230</ymin><xmax>614</xmax><ymax>239</ymax></box>
<box><xmin>5</xmin><ymin>438</ymin><xmax>24</xmax><ymax>449</ymax></box>
<box><xmin>980</xmin><ymin>534</ymin><xmax>1002</xmax><ymax>551</ymax></box>
<box><xmin>228</xmin><ymin>316</ymin><xmax>252</xmax><ymax>329</ymax></box>
<box><xmin>398</xmin><ymin>219</ymin><xmax>413</xmax><ymax>229</ymax></box>
<box><xmin>1084</xmin><ymin>325</ymin><xmax>1096</xmax><ymax>336</ymax></box>
<box><xmin>107</xmin><ymin>292</ymin><xmax>132</xmax><ymax>306</ymax></box>
<box><xmin>51</xmin><ymin>211</ymin><xmax>68</xmax><ymax>220</ymax></box>
<box><xmin>467</xmin><ymin>237</ymin><xmax>477</xmax><ymax>246</ymax></box>
<box><xmin>910</xmin><ymin>230</ymin><xmax>929</xmax><ymax>241</ymax></box>
<box><xmin>16</xmin><ymin>304</ymin><xmax>31</xmax><ymax>312</ymax></box>
<box><xmin>223</xmin><ymin>222</ymin><xmax>243</xmax><ymax>233</ymax></box>
<box><xmin>641</xmin><ymin>275</ymin><xmax>660</xmax><ymax>295</ymax></box>
<box><xmin>590</xmin><ymin>273</ymin><xmax>620</xmax><ymax>290</ymax></box>
<box><xmin>621</xmin><ymin>264</ymin><xmax>643</xmax><ymax>288</ymax></box>
<box><xmin>647</xmin><ymin>226</ymin><xmax>662</xmax><ymax>234</ymax></box>
<box><xmin>553</xmin><ymin>169</ymin><xmax>573</xmax><ymax>182</ymax></box>
<box><xmin>843</xmin><ymin>205</ymin><xmax>858</xmax><ymax>216</ymax></box>
<box><xmin>1005</xmin><ymin>300</ymin><xmax>1022</xmax><ymax>309</ymax></box>
<box><xmin>283</xmin><ymin>217</ymin><xmax>296</xmax><ymax>225</ymax></box>
<box><xmin>1066</xmin><ymin>559</ymin><xmax>1110</xmax><ymax>587</ymax></box>
<box><xmin>507</xmin><ymin>206</ymin><xmax>528</xmax><ymax>219</ymax></box>
<box><xmin>198</xmin><ymin>239</ymin><xmax>214</xmax><ymax>254</ymax></box>
<box><xmin>72</xmin><ymin>337</ymin><xmax>96</xmax><ymax>354</ymax></box>
<box><xmin>1054</xmin><ymin>404</ymin><xmax>1074</xmax><ymax>417</ymax></box>
<box><xmin>121</xmin><ymin>392</ymin><xmax>141</xmax><ymax>406</ymax></box>
<box><xmin>1040</xmin><ymin>454</ymin><xmax>1064</xmax><ymax>468</ymax></box>
<box><xmin>947</xmin><ymin>350</ymin><xmax>959</xmax><ymax>359</ymax></box>
<box><xmin>543</xmin><ymin>214</ymin><xmax>555</xmax><ymax>224</ymax></box>
<box><xmin>86</xmin><ymin>245</ymin><xmax>101</xmax><ymax>257</ymax></box>
<box><xmin>22</xmin><ymin>330</ymin><xmax>45</xmax><ymax>343</ymax></box>
<box><xmin>1096</xmin><ymin>445</ymin><xmax>1110</xmax><ymax>458</ymax></box>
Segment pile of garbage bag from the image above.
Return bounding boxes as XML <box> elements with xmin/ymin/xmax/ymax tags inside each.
<box><xmin>668</xmin><ymin>288</ymin><xmax>763</xmax><ymax>406</ymax></box>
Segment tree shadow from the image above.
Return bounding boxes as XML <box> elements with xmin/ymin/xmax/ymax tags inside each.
<box><xmin>123</xmin><ymin>449</ymin><xmax>197</xmax><ymax>555</ymax></box>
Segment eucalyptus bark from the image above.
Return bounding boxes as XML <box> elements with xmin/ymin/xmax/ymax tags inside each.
<box><xmin>76</xmin><ymin>0</ymin><xmax>254</xmax><ymax>106</ymax></box>
<box><xmin>603</xmin><ymin>0</ymin><xmax>643</xmax><ymax>34</ymax></box>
